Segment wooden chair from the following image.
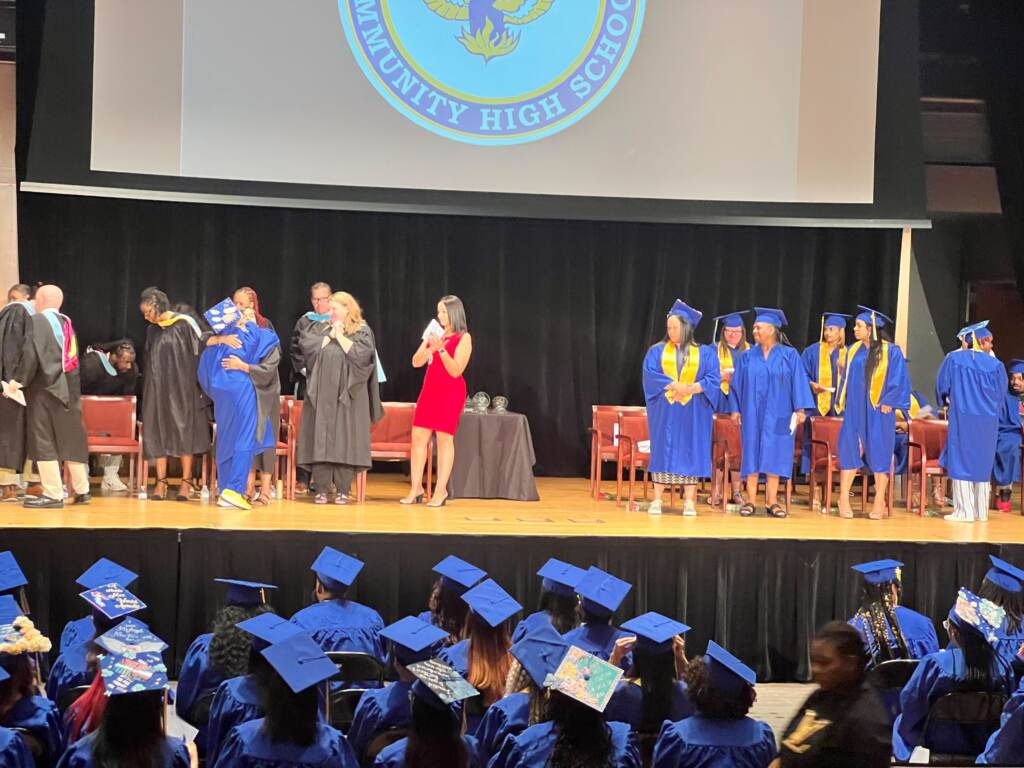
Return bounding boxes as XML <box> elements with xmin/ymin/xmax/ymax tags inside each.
<box><xmin>809</xmin><ymin>416</ymin><xmax>894</xmax><ymax>517</ymax></box>
<box><xmin>589</xmin><ymin>405</ymin><xmax>645</xmax><ymax>500</ymax></box>
<box><xmin>616</xmin><ymin>411</ymin><xmax>650</xmax><ymax>508</ymax></box>
<box><xmin>269</xmin><ymin>395</ymin><xmax>293</xmax><ymax>498</ymax></box>
<box><xmin>906</xmin><ymin>419</ymin><xmax>949</xmax><ymax>517</ymax></box>
<box><xmin>287</xmin><ymin>400</ymin><xmax>303</xmax><ymax>500</ymax></box>
<box><xmin>711</xmin><ymin>414</ymin><xmax>742</xmax><ymax>512</ymax></box>
<box><xmin>80</xmin><ymin>395</ymin><xmax>144</xmax><ymax>493</ymax></box>
<box><xmin>354</xmin><ymin>402</ymin><xmax>432</xmax><ymax>503</ymax></box>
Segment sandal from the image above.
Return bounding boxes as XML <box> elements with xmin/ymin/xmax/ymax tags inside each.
<box><xmin>738</xmin><ymin>502</ymin><xmax>755</xmax><ymax>517</ymax></box>
<box><xmin>334</xmin><ymin>494</ymin><xmax>349</xmax><ymax>505</ymax></box>
<box><xmin>314</xmin><ymin>493</ymin><xmax>328</xmax><ymax>505</ymax></box>
<box><xmin>251</xmin><ymin>494</ymin><xmax>270</xmax><ymax>507</ymax></box>
<box><xmin>151</xmin><ymin>477</ymin><xmax>168</xmax><ymax>501</ymax></box>
<box><xmin>767</xmin><ymin>503</ymin><xmax>788</xmax><ymax>519</ymax></box>
<box><xmin>176</xmin><ymin>478</ymin><xmax>197</xmax><ymax>502</ymax></box>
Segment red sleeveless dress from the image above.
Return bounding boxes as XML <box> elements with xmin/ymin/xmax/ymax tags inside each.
<box><xmin>413</xmin><ymin>333</ymin><xmax>468</xmax><ymax>435</ymax></box>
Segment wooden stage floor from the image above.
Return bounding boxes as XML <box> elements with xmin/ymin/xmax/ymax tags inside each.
<box><xmin>6</xmin><ymin>476</ymin><xmax>1022</xmax><ymax>544</ymax></box>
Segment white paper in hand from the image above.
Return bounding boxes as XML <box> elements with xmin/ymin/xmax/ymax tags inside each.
<box><xmin>422</xmin><ymin>319</ymin><xmax>444</xmax><ymax>341</ymax></box>
<box><xmin>2</xmin><ymin>380</ymin><xmax>25</xmax><ymax>407</ymax></box>
<box><xmin>789</xmin><ymin>412</ymin><xmax>799</xmax><ymax>435</ymax></box>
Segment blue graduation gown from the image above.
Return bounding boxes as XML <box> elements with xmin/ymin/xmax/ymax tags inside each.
<box><xmin>849</xmin><ymin>605</ymin><xmax>940</xmax><ymax>662</ymax></box>
<box><xmin>55</xmin><ymin>732</ymin><xmax>191</xmax><ymax>768</ymax></box>
<box><xmin>511</xmin><ymin>611</ymin><xmax>555</xmax><ymax>644</ymax></box>
<box><xmin>893</xmin><ymin>391</ymin><xmax>928</xmax><ymax>475</ymax></box>
<box><xmin>993</xmin><ymin>391</ymin><xmax>1022</xmax><ymax>486</ymax></box>
<box><xmin>993</xmin><ymin>620</ymin><xmax>1024</xmax><ymax>677</ymax></box>
<box><xmin>561</xmin><ymin>625</ymin><xmax>633</xmax><ymax>671</ymax></box>
<box><xmin>475</xmin><ymin>692</ymin><xmax>528</xmax><ymax>761</ymax></box>
<box><xmin>439</xmin><ymin>639</ymin><xmax>470</xmax><ymax>677</ymax></box>
<box><xmin>490</xmin><ymin>721</ymin><xmax>640</xmax><ymax>768</ymax></box>
<box><xmin>715</xmin><ymin>345</ymin><xmax>745</xmax><ymax>415</ymax></box>
<box><xmin>374</xmin><ymin>734</ymin><xmax>481</xmax><ymax>767</ymax></box>
<box><xmin>0</xmin><ymin>728</ymin><xmax>32</xmax><ymax>768</ymax></box>
<box><xmin>642</xmin><ymin>343</ymin><xmax>720</xmax><ymax>479</ymax></box>
<box><xmin>731</xmin><ymin>345</ymin><xmax>814</xmax><ymax>479</ymax></box>
<box><xmin>836</xmin><ymin>342</ymin><xmax>910</xmax><ymax>473</ymax></box>
<box><xmin>212</xmin><ymin>719</ymin><xmax>357</xmax><ymax>768</ymax></box>
<box><xmin>800</xmin><ymin>341</ymin><xmax>842</xmax><ymax>474</ymax></box>
<box><xmin>604</xmin><ymin>680</ymin><xmax>694</xmax><ymax>730</ymax></box>
<box><xmin>892</xmin><ymin>647</ymin><xmax>1014</xmax><ymax>760</ymax></box>
<box><xmin>936</xmin><ymin>350</ymin><xmax>1008</xmax><ymax>482</ymax></box>
<box><xmin>175</xmin><ymin>632</ymin><xmax>222</xmax><ymax>752</ymax></box>
<box><xmin>978</xmin><ymin>676</ymin><xmax>1024</xmax><ymax>764</ymax></box>
<box><xmin>290</xmin><ymin>600</ymin><xmax>386</xmax><ymax>665</ymax></box>
<box><xmin>347</xmin><ymin>681</ymin><xmax>413</xmax><ymax>761</ymax></box>
<box><xmin>206</xmin><ymin>674</ymin><xmax>265</xmax><ymax>767</ymax></box>
<box><xmin>651</xmin><ymin>715</ymin><xmax>777</xmax><ymax>768</ymax></box>
<box><xmin>45</xmin><ymin>642</ymin><xmax>91</xmax><ymax>704</ymax></box>
<box><xmin>58</xmin><ymin>617</ymin><xmax>94</xmax><ymax>654</ymax></box>
<box><xmin>1</xmin><ymin>696</ymin><xmax>65</xmax><ymax>765</ymax></box>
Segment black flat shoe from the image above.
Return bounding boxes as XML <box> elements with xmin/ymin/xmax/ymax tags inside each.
<box><xmin>72</xmin><ymin>493</ymin><xmax>91</xmax><ymax>505</ymax></box>
<box><xmin>767</xmin><ymin>503</ymin><xmax>788</xmax><ymax>518</ymax></box>
<box><xmin>24</xmin><ymin>495</ymin><xmax>63</xmax><ymax>509</ymax></box>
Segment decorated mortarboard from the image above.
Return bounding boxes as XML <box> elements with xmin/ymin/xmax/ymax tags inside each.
<box><xmin>621</xmin><ymin>612</ymin><xmax>690</xmax><ymax>655</ymax></box>
<box><xmin>851</xmin><ymin>559</ymin><xmax>903</xmax><ymax>586</ymax></box>
<box><xmin>408</xmin><ymin>658</ymin><xmax>479</xmax><ymax>708</ymax></box>
<box><xmin>433</xmin><ymin>555</ymin><xmax>487</xmax><ymax>594</ymax></box>
<box><xmin>100</xmin><ymin>651</ymin><xmax>168</xmax><ymax>696</ymax></box>
<box><xmin>203</xmin><ymin>298</ymin><xmax>239</xmax><ymax>334</ymax></box>
<box><xmin>236</xmin><ymin>612</ymin><xmax>304</xmax><ymax>650</ymax></box>
<box><xmin>310</xmin><ymin>546</ymin><xmax>363</xmax><ymax>592</ymax></box>
<box><xmin>984</xmin><ymin>555</ymin><xmax>1024</xmax><ymax>594</ymax></box>
<box><xmin>461</xmin><ymin>579</ymin><xmax>522</xmax><ymax>628</ymax></box>
<box><xmin>509</xmin><ymin>623</ymin><xmax>569</xmax><ymax>688</ymax></box>
<box><xmin>545</xmin><ymin>645</ymin><xmax>623</xmax><ymax>713</ymax></box>
<box><xmin>705</xmin><ymin>640</ymin><xmax>756</xmax><ymax>693</ymax></box>
<box><xmin>76</xmin><ymin>558</ymin><xmax>138</xmax><ymax>590</ymax></box>
<box><xmin>261</xmin><ymin>632</ymin><xmax>338</xmax><ymax>693</ymax></box>
<box><xmin>380</xmin><ymin>616</ymin><xmax>449</xmax><ymax>665</ymax></box>
<box><xmin>575</xmin><ymin>567</ymin><xmax>631</xmax><ymax>618</ymax></box>
<box><xmin>214</xmin><ymin>578</ymin><xmax>277</xmax><ymax>607</ymax></box>
<box><xmin>1008</xmin><ymin>359</ymin><xmax>1024</xmax><ymax>375</ymax></box>
<box><xmin>821</xmin><ymin>312</ymin><xmax>851</xmax><ymax>329</ymax></box>
<box><xmin>60</xmin><ymin>617</ymin><xmax>96</xmax><ymax>653</ymax></box>
<box><xmin>948</xmin><ymin>588</ymin><xmax>1005</xmax><ymax>644</ymax></box>
<box><xmin>95</xmin><ymin>617</ymin><xmax>167</xmax><ymax>656</ymax></box>
<box><xmin>667</xmin><ymin>300</ymin><xmax>703</xmax><ymax>329</ymax></box>
<box><xmin>0</xmin><ymin>616</ymin><xmax>52</xmax><ymax>659</ymax></box>
<box><xmin>753</xmin><ymin>307</ymin><xmax>787</xmax><ymax>328</ymax></box>
<box><xmin>0</xmin><ymin>595</ymin><xmax>19</xmax><ymax>623</ymax></box>
<box><xmin>537</xmin><ymin>558</ymin><xmax>587</xmax><ymax>598</ymax></box>
<box><xmin>957</xmin><ymin>320</ymin><xmax>990</xmax><ymax>341</ymax></box>
<box><xmin>0</xmin><ymin>552</ymin><xmax>27</xmax><ymax>593</ymax></box>
<box><xmin>79</xmin><ymin>583</ymin><xmax>146</xmax><ymax>620</ymax></box>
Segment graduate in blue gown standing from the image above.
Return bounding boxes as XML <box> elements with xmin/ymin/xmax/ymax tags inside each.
<box><xmin>212</xmin><ymin>632</ymin><xmax>358</xmax><ymax>768</ymax></box>
<box><xmin>511</xmin><ymin>558</ymin><xmax>585</xmax><ymax>644</ymax></box>
<box><xmin>651</xmin><ymin>641</ymin><xmax>776</xmax><ymax>768</ymax></box>
<box><xmin>417</xmin><ymin>555</ymin><xmax>486</xmax><ymax>642</ymax></box>
<box><xmin>562</xmin><ymin>567</ymin><xmax>633</xmax><ymax>670</ymax></box>
<box><xmin>709</xmin><ymin>312</ymin><xmax>751</xmax><ymax>507</ymax></box>
<box><xmin>1</xmin><ymin>617</ymin><xmax>65</xmax><ymax>766</ymax></box>
<box><xmin>730</xmin><ymin>308</ymin><xmax>814</xmax><ymax>518</ymax></box>
<box><xmin>642</xmin><ymin>300</ymin><xmax>720</xmax><ymax>517</ymax></box>
<box><xmin>834</xmin><ymin>306</ymin><xmax>910</xmax><ymax>519</ymax></box>
<box><xmin>800</xmin><ymin>312</ymin><xmax>848</xmax><ymax>507</ymax></box>
<box><xmin>993</xmin><ymin>359</ymin><xmax>1023</xmax><ymax>512</ymax></box>
<box><xmin>977</xmin><ymin>556</ymin><xmax>1024</xmax><ymax>676</ymax></box>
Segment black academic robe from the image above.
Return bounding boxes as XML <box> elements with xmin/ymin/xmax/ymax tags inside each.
<box><xmin>142</xmin><ymin>317</ymin><xmax>212</xmax><ymax>459</ymax></box>
<box><xmin>0</xmin><ymin>302</ymin><xmax>33</xmax><ymax>470</ymax></box>
<box><xmin>289</xmin><ymin>314</ymin><xmax>318</xmax><ymax>397</ymax></box>
<box><xmin>22</xmin><ymin>313</ymin><xmax>89</xmax><ymax>463</ymax></box>
<box><xmin>296</xmin><ymin>323</ymin><xmax>383</xmax><ymax>470</ymax></box>
<box><xmin>250</xmin><ymin>344</ymin><xmax>281</xmax><ymax>446</ymax></box>
<box><xmin>79</xmin><ymin>350</ymin><xmax>138</xmax><ymax>396</ymax></box>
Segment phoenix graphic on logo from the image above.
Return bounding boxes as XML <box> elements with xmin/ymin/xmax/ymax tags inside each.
<box><xmin>422</xmin><ymin>0</ymin><xmax>555</xmax><ymax>62</ymax></box>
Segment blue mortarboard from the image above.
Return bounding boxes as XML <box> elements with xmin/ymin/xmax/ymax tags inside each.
<box><xmin>76</xmin><ymin>558</ymin><xmax>138</xmax><ymax>590</ymax></box>
<box><xmin>753</xmin><ymin>307</ymin><xmax>787</xmax><ymax>328</ymax></box>
<box><xmin>0</xmin><ymin>667</ymin><xmax>7</xmax><ymax>682</ymax></box>
<box><xmin>822</xmin><ymin>312</ymin><xmax>851</xmax><ymax>329</ymax></box>
<box><xmin>380</xmin><ymin>616</ymin><xmax>449</xmax><ymax>665</ymax></box>
<box><xmin>705</xmin><ymin>640</ymin><xmax>755</xmax><ymax>692</ymax></box>
<box><xmin>433</xmin><ymin>555</ymin><xmax>487</xmax><ymax>594</ymax></box>
<box><xmin>957</xmin><ymin>321</ymin><xmax>991</xmax><ymax>342</ymax></box>
<box><xmin>100</xmin><ymin>651</ymin><xmax>169</xmax><ymax>696</ymax></box>
<box><xmin>856</xmin><ymin>305</ymin><xmax>893</xmax><ymax>331</ymax></box>
<box><xmin>214</xmin><ymin>578</ymin><xmax>277</xmax><ymax>607</ymax></box>
<box><xmin>461</xmin><ymin>578</ymin><xmax>522</xmax><ymax>628</ymax></box>
<box><xmin>0</xmin><ymin>595</ymin><xmax>19</xmax><ymax>623</ymax></box>
<box><xmin>621</xmin><ymin>612</ymin><xmax>690</xmax><ymax>655</ymax></box>
<box><xmin>237</xmin><ymin>612</ymin><xmax>304</xmax><ymax>651</ymax></box>
<box><xmin>79</xmin><ymin>583</ymin><xmax>146</xmax><ymax>620</ymax></box>
<box><xmin>948</xmin><ymin>588</ymin><xmax>1005</xmax><ymax>644</ymax></box>
<box><xmin>60</xmin><ymin>617</ymin><xmax>96</xmax><ymax>652</ymax></box>
<box><xmin>409</xmin><ymin>660</ymin><xmax>479</xmax><ymax>710</ymax></box>
<box><xmin>95</xmin><ymin>617</ymin><xmax>167</xmax><ymax>656</ymax></box>
<box><xmin>310</xmin><ymin>546</ymin><xmax>363</xmax><ymax>592</ymax></box>
<box><xmin>984</xmin><ymin>555</ymin><xmax>1024</xmax><ymax>594</ymax></box>
<box><xmin>667</xmin><ymin>300</ymin><xmax>703</xmax><ymax>329</ymax></box>
<box><xmin>509</xmin><ymin>623</ymin><xmax>569</xmax><ymax>688</ymax></box>
<box><xmin>713</xmin><ymin>311</ymin><xmax>749</xmax><ymax>330</ymax></box>
<box><xmin>537</xmin><ymin>559</ymin><xmax>587</xmax><ymax>598</ymax></box>
<box><xmin>261</xmin><ymin>632</ymin><xmax>338</xmax><ymax>693</ymax></box>
<box><xmin>576</xmin><ymin>567</ymin><xmax>631</xmax><ymax>617</ymax></box>
<box><xmin>851</xmin><ymin>559</ymin><xmax>903</xmax><ymax>586</ymax></box>
<box><xmin>1008</xmin><ymin>359</ymin><xmax>1024</xmax><ymax>375</ymax></box>
<box><xmin>0</xmin><ymin>552</ymin><xmax>27</xmax><ymax>593</ymax></box>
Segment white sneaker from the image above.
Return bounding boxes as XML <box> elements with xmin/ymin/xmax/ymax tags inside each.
<box><xmin>943</xmin><ymin>512</ymin><xmax>972</xmax><ymax>522</ymax></box>
<box><xmin>648</xmin><ymin>499</ymin><xmax>663</xmax><ymax>515</ymax></box>
<box><xmin>101</xmin><ymin>476</ymin><xmax>129</xmax><ymax>493</ymax></box>
<box><xmin>682</xmin><ymin>502</ymin><xmax>697</xmax><ymax>517</ymax></box>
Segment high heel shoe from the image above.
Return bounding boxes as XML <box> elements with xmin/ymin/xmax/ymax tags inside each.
<box><xmin>399</xmin><ymin>491</ymin><xmax>425</xmax><ymax>506</ymax></box>
<box><xmin>151</xmin><ymin>477</ymin><xmax>168</xmax><ymax>501</ymax></box>
<box><xmin>426</xmin><ymin>495</ymin><xmax>448</xmax><ymax>508</ymax></box>
<box><xmin>177</xmin><ymin>478</ymin><xmax>197</xmax><ymax>502</ymax></box>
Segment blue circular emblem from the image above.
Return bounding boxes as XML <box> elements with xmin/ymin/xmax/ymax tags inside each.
<box><xmin>338</xmin><ymin>0</ymin><xmax>645</xmax><ymax>146</ymax></box>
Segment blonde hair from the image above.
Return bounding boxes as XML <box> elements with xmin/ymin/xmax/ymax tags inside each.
<box><xmin>331</xmin><ymin>291</ymin><xmax>365</xmax><ymax>335</ymax></box>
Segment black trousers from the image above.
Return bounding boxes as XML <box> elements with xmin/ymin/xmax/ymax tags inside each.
<box><xmin>312</xmin><ymin>463</ymin><xmax>358</xmax><ymax>496</ymax></box>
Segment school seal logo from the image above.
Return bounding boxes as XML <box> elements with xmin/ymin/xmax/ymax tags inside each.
<box><xmin>338</xmin><ymin>0</ymin><xmax>645</xmax><ymax>145</ymax></box>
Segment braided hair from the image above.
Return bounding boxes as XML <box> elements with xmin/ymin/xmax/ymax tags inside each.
<box><xmin>853</xmin><ymin>579</ymin><xmax>910</xmax><ymax>664</ymax></box>
<box><xmin>236</xmin><ymin>286</ymin><xmax>269</xmax><ymax>328</ymax></box>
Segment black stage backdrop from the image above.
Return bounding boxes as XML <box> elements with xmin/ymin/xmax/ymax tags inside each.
<box><xmin>17</xmin><ymin>193</ymin><xmax>901</xmax><ymax>476</ymax></box>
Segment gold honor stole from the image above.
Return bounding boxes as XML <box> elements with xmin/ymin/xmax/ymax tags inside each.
<box><xmin>663</xmin><ymin>343</ymin><xmax>700</xmax><ymax>405</ymax></box>
<box><xmin>836</xmin><ymin>341</ymin><xmax>889</xmax><ymax>413</ymax></box>
<box><xmin>816</xmin><ymin>344</ymin><xmax>847</xmax><ymax>416</ymax></box>
<box><xmin>157</xmin><ymin>312</ymin><xmax>202</xmax><ymax>338</ymax></box>
<box><xmin>718</xmin><ymin>342</ymin><xmax>748</xmax><ymax>395</ymax></box>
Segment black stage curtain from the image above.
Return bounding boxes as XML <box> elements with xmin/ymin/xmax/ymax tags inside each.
<box><xmin>18</xmin><ymin>193</ymin><xmax>900</xmax><ymax>475</ymax></box>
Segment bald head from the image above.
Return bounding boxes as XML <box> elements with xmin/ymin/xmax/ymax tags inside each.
<box><xmin>34</xmin><ymin>284</ymin><xmax>63</xmax><ymax>312</ymax></box>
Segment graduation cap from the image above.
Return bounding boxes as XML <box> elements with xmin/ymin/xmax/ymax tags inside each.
<box><xmin>432</xmin><ymin>555</ymin><xmax>486</xmax><ymax>594</ymax></box>
<box><xmin>214</xmin><ymin>578</ymin><xmax>277</xmax><ymax>607</ymax></box>
<box><xmin>621</xmin><ymin>612</ymin><xmax>690</xmax><ymax>655</ymax></box>
<box><xmin>60</xmin><ymin>617</ymin><xmax>96</xmax><ymax>653</ymax></box>
<box><xmin>753</xmin><ymin>307</ymin><xmax>787</xmax><ymax>328</ymax></box>
<box><xmin>984</xmin><ymin>555</ymin><xmax>1024</xmax><ymax>594</ymax></box>
<box><xmin>76</xmin><ymin>558</ymin><xmax>138</xmax><ymax>590</ymax></box>
<box><xmin>99</xmin><ymin>651</ymin><xmax>169</xmax><ymax>696</ymax></box>
<box><xmin>95</xmin><ymin>617</ymin><xmax>167</xmax><ymax>656</ymax></box>
<box><xmin>460</xmin><ymin>579</ymin><xmax>522</xmax><ymax>628</ymax></box>
<box><xmin>0</xmin><ymin>595</ymin><xmax>19</xmax><ymax>623</ymax></box>
<box><xmin>711</xmin><ymin>311</ymin><xmax>750</xmax><ymax>344</ymax></box>
<box><xmin>705</xmin><ymin>640</ymin><xmax>755</xmax><ymax>693</ymax></box>
<box><xmin>380</xmin><ymin>616</ymin><xmax>449</xmax><ymax>666</ymax></box>
<box><xmin>0</xmin><ymin>552</ymin><xmax>27</xmax><ymax>593</ymax></box>
<box><xmin>948</xmin><ymin>588</ymin><xmax>1005</xmax><ymax>645</ymax></box>
<box><xmin>851</xmin><ymin>559</ymin><xmax>903</xmax><ymax>586</ymax></box>
<box><xmin>1008</xmin><ymin>359</ymin><xmax>1024</xmax><ymax>376</ymax></box>
<box><xmin>667</xmin><ymin>300</ymin><xmax>703</xmax><ymax>329</ymax></box>
<box><xmin>0</xmin><ymin>666</ymin><xmax>7</xmax><ymax>683</ymax></box>
<box><xmin>537</xmin><ymin>558</ymin><xmax>586</xmax><ymax>598</ymax></box>
<box><xmin>822</xmin><ymin>312</ymin><xmax>851</xmax><ymax>329</ymax></box>
<box><xmin>575</xmin><ymin>567</ymin><xmax>631</xmax><ymax>618</ymax></box>
<box><xmin>408</xmin><ymin>659</ymin><xmax>480</xmax><ymax>709</ymax></box>
<box><xmin>310</xmin><ymin>546</ymin><xmax>363</xmax><ymax>592</ymax></box>
<box><xmin>545</xmin><ymin>645</ymin><xmax>623</xmax><ymax>713</ymax></box>
<box><xmin>79</xmin><ymin>583</ymin><xmax>146</xmax><ymax>621</ymax></box>
<box><xmin>261</xmin><ymin>632</ymin><xmax>338</xmax><ymax>693</ymax></box>
<box><xmin>509</xmin><ymin>623</ymin><xmax>570</xmax><ymax>688</ymax></box>
<box><xmin>236</xmin><ymin>612</ymin><xmax>304</xmax><ymax>651</ymax></box>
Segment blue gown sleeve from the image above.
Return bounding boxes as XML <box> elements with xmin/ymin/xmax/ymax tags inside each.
<box><xmin>935</xmin><ymin>355</ymin><xmax>952</xmax><ymax>407</ymax></box>
<box><xmin>620</xmin><ymin>729</ymin><xmax>643</xmax><ymax>768</ymax></box>
<box><xmin>730</xmin><ymin>352</ymin><xmax>746</xmax><ymax>412</ymax></box>
<box><xmin>347</xmin><ymin>690</ymin><xmax>384</xmax><ymax>761</ymax></box>
<box><xmin>697</xmin><ymin>346</ymin><xmax>721</xmax><ymax>411</ymax></box>
<box><xmin>979</xmin><ymin>679</ymin><xmax>1024</xmax><ymax>764</ymax></box>
<box><xmin>893</xmin><ymin>655</ymin><xmax>946</xmax><ymax>760</ymax></box>
<box><xmin>486</xmin><ymin>733</ymin><xmax>522</xmax><ymax>768</ymax></box>
<box><xmin>371</xmin><ymin>611</ymin><xmax>386</xmax><ymax>661</ymax></box>
<box><xmin>210</xmin><ymin>725</ymin><xmax>244</xmax><ymax>768</ymax></box>
<box><xmin>880</xmin><ymin>344</ymin><xmax>911</xmax><ymax>411</ymax></box>
<box><xmin>204</xmin><ymin>682</ymin><xmax>234</xmax><ymax>767</ymax></box>
<box><xmin>650</xmin><ymin>721</ymin><xmax>681</xmax><ymax>768</ymax></box>
<box><xmin>475</xmin><ymin>701</ymin><xmax>512</xmax><ymax>760</ymax></box>
<box><xmin>171</xmin><ymin>738</ymin><xmax>193</xmax><ymax>768</ymax></box>
<box><xmin>0</xmin><ymin>729</ymin><xmax>34</xmax><ymax>768</ymax></box>
<box><xmin>801</xmin><ymin>345</ymin><xmax>816</xmax><ymax>380</ymax></box>
<box><xmin>789</xmin><ymin>349</ymin><xmax>815</xmax><ymax>412</ymax></box>
<box><xmin>174</xmin><ymin>636</ymin><xmax>209</xmax><ymax>723</ymax></box>
<box><xmin>643</xmin><ymin>345</ymin><xmax>671</xmax><ymax>405</ymax></box>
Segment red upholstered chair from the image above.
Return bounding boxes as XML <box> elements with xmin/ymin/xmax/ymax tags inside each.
<box><xmin>354</xmin><ymin>402</ymin><xmax>432</xmax><ymax>503</ymax></box>
<box><xmin>616</xmin><ymin>411</ymin><xmax>651</xmax><ymax>508</ymax></box>
<box><xmin>589</xmin><ymin>405</ymin><xmax>646</xmax><ymax>500</ymax></box>
<box><xmin>80</xmin><ymin>395</ymin><xmax>144</xmax><ymax>492</ymax></box>
<box><xmin>907</xmin><ymin>419</ymin><xmax>949</xmax><ymax>517</ymax></box>
<box><xmin>270</xmin><ymin>395</ymin><xmax>293</xmax><ymax>498</ymax></box>
<box><xmin>711</xmin><ymin>414</ymin><xmax>742</xmax><ymax>512</ymax></box>
<box><xmin>809</xmin><ymin>416</ymin><xmax>893</xmax><ymax>517</ymax></box>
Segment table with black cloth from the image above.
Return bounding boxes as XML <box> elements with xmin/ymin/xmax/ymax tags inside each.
<box><xmin>448</xmin><ymin>410</ymin><xmax>540</xmax><ymax>501</ymax></box>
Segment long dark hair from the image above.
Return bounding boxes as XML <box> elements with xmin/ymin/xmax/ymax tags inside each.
<box><xmin>92</xmin><ymin>689</ymin><xmax>167</xmax><ymax>768</ymax></box>
<box><xmin>979</xmin><ymin>579</ymin><xmax>1024</xmax><ymax>636</ymax></box>
<box><xmin>626</xmin><ymin>649</ymin><xmax>678</xmax><ymax>732</ymax></box>
<box><xmin>256</xmin><ymin>662</ymin><xmax>319</xmax><ymax>746</ymax></box>
<box><xmin>661</xmin><ymin>316</ymin><xmax>694</xmax><ymax>349</ymax></box>
<box><xmin>949</xmin><ymin>624</ymin><xmax>1007</xmax><ymax>694</ymax></box>
<box><xmin>428</xmin><ymin>581</ymin><xmax>469</xmax><ymax>643</ymax></box>
<box><xmin>538</xmin><ymin>591</ymin><xmax>579</xmax><ymax>635</ymax></box>
<box><xmin>682</xmin><ymin>657</ymin><xmax>756</xmax><ymax>720</ymax></box>
<box><xmin>547</xmin><ymin>690</ymin><xmax>615</xmax><ymax>768</ymax></box>
<box><xmin>209</xmin><ymin>604</ymin><xmax>271</xmax><ymax>679</ymax></box>
<box><xmin>854</xmin><ymin>580</ymin><xmax>910</xmax><ymax>663</ymax></box>
<box><xmin>403</xmin><ymin>695</ymin><xmax>469</xmax><ymax>768</ymax></box>
<box><xmin>863</xmin><ymin>325</ymin><xmax>893</xmax><ymax>391</ymax></box>
<box><xmin>440</xmin><ymin>295</ymin><xmax>468</xmax><ymax>334</ymax></box>
<box><xmin>578</xmin><ymin>603</ymin><xmax>613</xmax><ymax>627</ymax></box>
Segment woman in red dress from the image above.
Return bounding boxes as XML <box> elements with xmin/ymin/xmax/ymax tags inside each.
<box><xmin>402</xmin><ymin>295</ymin><xmax>473</xmax><ymax>507</ymax></box>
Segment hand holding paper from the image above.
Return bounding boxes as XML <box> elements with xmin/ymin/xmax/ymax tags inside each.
<box><xmin>1</xmin><ymin>380</ymin><xmax>25</xmax><ymax>407</ymax></box>
<box><xmin>422</xmin><ymin>319</ymin><xmax>444</xmax><ymax>342</ymax></box>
